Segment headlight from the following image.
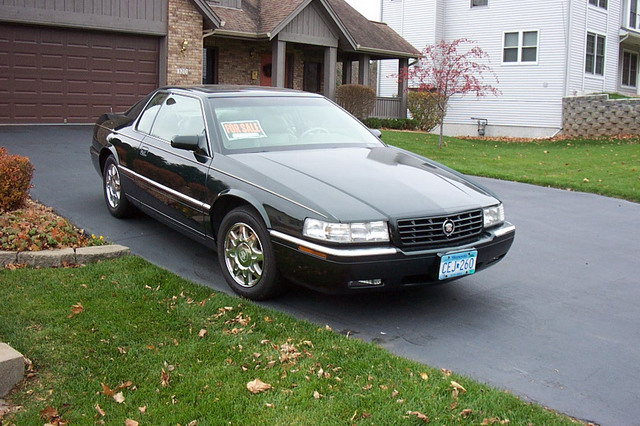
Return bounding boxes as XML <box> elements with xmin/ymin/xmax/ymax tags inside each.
<box><xmin>483</xmin><ymin>204</ymin><xmax>505</xmax><ymax>228</ymax></box>
<box><xmin>303</xmin><ymin>219</ymin><xmax>390</xmax><ymax>243</ymax></box>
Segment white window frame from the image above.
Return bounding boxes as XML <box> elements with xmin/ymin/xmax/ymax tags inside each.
<box><xmin>627</xmin><ymin>0</ymin><xmax>640</xmax><ymax>29</ymax></box>
<box><xmin>621</xmin><ymin>49</ymin><xmax>639</xmax><ymax>88</ymax></box>
<box><xmin>585</xmin><ymin>31</ymin><xmax>606</xmax><ymax>78</ymax></box>
<box><xmin>501</xmin><ymin>30</ymin><xmax>539</xmax><ymax>65</ymax></box>
<box><xmin>470</xmin><ymin>0</ymin><xmax>488</xmax><ymax>7</ymax></box>
<box><xmin>588</xmin><ymin>0</ymin><xmax>607</xmax><ymax>10</ymax></box>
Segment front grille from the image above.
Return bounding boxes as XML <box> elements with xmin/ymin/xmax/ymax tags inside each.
<box><xmin>396</xmin><ymin>209</ymin><xmax>483</xmax><ymax>247</ymax></box>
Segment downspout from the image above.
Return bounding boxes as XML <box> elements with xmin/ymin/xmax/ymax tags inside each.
<box><xmin>563</xmin><ymin>0</ymin><xmax>573</xmax><ymax>97</ymax></box>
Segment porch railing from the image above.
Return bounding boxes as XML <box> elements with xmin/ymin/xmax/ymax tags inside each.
<box><xmin>370</xmin><ymin>97</ymin><xmax>404</xmax><ymax>119</ymax></box>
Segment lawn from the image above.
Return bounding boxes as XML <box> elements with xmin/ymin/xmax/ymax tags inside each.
<box><xmin>0</xmin><ymin>257</ymin><xmax>578</xmax><ymax>425</ymax></box>
<box><xmin>382</xmin><ymin>131</ymin><xmax>640</xmax><ymax>203</ymax></box>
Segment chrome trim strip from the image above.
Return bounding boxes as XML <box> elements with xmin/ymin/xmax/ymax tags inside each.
<box><xmin>209</xmin><ymin>167</ymin><xmax>328</xmax><ymax>219</ymax></box>
<box><xmin>493</xmin><ymin>223</ymin><xmax>516</xmax><ymax>238</ymax></box>
<box><xmin>119</xmin><ymin>165</ymin><xmax>211</xmax><ymax>212</ymax></box>
<box><xmin>270</xmin><ymin>230</ymin><xmax>398</xmax><ymax>258</ymax></box>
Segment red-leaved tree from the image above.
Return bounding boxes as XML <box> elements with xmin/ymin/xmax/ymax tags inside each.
<box><xmin>402</xmin><ymin>38</ymin><xmax>500</xmax><ymax>148</ymax></box>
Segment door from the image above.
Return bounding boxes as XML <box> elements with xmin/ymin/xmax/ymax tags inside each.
<box><xmin>132</xmin><ymin>92</ymin><xmax>212</xmax><ymax>237</ymax></box>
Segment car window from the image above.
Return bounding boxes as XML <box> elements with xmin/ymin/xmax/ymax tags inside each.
<box><xmin>209</xmin><ymin>96</ymin><xmax>383</xmax><ymax>152</ymax></box>
<box><xmin>149</xmin><ymin>95</ymin><xmax>206</xmax><ymax>144</ymax></box>
<box><xmin>136</xmin><ymin>92</ymin><xmax>168</xmax><ymax>135</ymax></box>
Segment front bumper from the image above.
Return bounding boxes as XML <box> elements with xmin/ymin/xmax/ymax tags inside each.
<box><xmin>271</xmin><ymin>222</ymin><xmax>516</xmax><ymax>294</ymax></box>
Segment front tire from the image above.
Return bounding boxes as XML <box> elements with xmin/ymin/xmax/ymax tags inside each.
<box><xmin>217</xmin><ymin>206</ymin><xmax>283</xmax><ymax>300</ymax></box>
<box><xmin>103</xmin><ymin>156</ymin><xmax>135</xmax><ymax>218</ymax></box>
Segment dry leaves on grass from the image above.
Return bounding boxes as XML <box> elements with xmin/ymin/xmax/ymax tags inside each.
<box><xmin>161</xmin><ymin>368</ymin><xmax>170</xmax><ymax>387</ymax></box>
<box><xmin>407</xmin><ymin>410</ymin><xmax>429</xmax><ymax>422</ymax></box>
<box><xmin>246</xmin><ymin>379</ymin><xmax>272</xmax><ymax>394</ymax></box>
<box><xmin>39</xmin><ymin>405</ymin><xmax>67</xmax><ymax>425</ymax></box>
<box><xmin>124</xmin><ymin>419</ymin><xmax>139</xmax><ymax>426</ymax></box>
<box><xmin>67</xmin><ymin>302</ymin><xmax>84</xmax><ymax>318</ymax></box>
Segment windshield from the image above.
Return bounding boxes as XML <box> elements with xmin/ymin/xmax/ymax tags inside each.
<box><xmin>209</xmin><ymin>96</ymin><xmax>384</xmax><ymax>153</ymax></box>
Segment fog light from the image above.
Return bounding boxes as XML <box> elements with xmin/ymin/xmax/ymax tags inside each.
<box><xmin>348</xmin><ymin>279</ymin><xmax>384</xmax><ymax>288</ymax></box>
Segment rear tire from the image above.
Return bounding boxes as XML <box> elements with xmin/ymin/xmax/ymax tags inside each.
<box><xmin>217</xmin><ymin>206</ymin><xmax>284</xmax><ymax>300</ymax></box>
<box><xmin>103</xmin><ymin>156</ymin><xmax>135</xmax><ymax>218</ymax></box>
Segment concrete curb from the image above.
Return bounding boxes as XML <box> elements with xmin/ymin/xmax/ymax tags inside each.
<box><xmin>0</xmin><ymin>343</ymin><xmax>24</xmax><ymax>398</ymax></box>
<box><xmin>0</xmin><ymin>244</ymin><xmax>130</xmax><ymax>268</ymax></box>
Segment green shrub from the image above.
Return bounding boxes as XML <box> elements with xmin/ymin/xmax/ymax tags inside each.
<box><xmin>407</xmin><ymin>91</ymin><xmax>443</xmax><ymax>131</ymax></box>
<box><xmin>336</xmin><ymin>84</ymin><xmax>376</xmax><ymax>119</ymax></box>
<box><xmin>362</xmin><ymin>117</ymin><xmax>419</xmax><ymax>130</ymax></box>
<box><xmin>0</xmin><ymin>148</ymin><xmax>34</xmax><ymax>212</ymax></box>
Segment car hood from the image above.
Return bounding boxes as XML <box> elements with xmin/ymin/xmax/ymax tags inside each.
<box><xmin>228</xmin><ymin>146</ymin><xmax>499</xmax><ymax>222</ymax></box>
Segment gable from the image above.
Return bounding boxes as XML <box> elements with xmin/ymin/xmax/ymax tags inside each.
<box><xmin>278</xmin><ymin>2</ymin><xmax>339</xmax><ymax>47</ymax></box>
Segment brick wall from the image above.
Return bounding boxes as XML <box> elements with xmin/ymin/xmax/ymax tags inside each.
<box><xmin>563</xmin><ymin>94</ymin><xmax>640</xmax><ymax>137</ymax></box>
<box><xmin>203</xmin><ymin>38</ymin><xmax>306</xmax><ymax>90</ymax></box>
<box><xmin>167</xmin><ymin>0</ymin><xmax>203</xmax><ymax>85</ymax></box>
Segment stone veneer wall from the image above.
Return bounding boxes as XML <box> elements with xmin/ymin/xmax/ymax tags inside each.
<box><xmin>167</xmin><ymin>0</ymin><xmax>203</xmax><ymax>85</ymax></box>
<box><xmin>563</xmin><ymin>94</ymin><xmax>640</xmax><ymax>137</ymax></box>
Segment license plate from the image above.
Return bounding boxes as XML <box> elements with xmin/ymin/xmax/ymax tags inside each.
<box><xmin>439</xmin><ymin>250</ymin><xmax>477</xmax><ymax>280</ymax></box>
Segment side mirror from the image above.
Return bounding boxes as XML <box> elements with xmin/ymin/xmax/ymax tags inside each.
<box><xmin>171</xmin><ymin>135</ymin><xmax>201</xmax><ymax>151</ymax></box>
<box><xmin>369</xmin><ymin>129</ymin><xmax>382</xmax><ymax>139</ymax></box>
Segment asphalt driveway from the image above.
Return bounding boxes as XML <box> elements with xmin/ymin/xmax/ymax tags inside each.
<box><xmin>2</xmin><ymin>125</ymin><xmax>640</xmax><ymax>425</ymax></box>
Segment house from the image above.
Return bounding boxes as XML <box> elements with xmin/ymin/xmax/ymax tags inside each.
<box><xmin>377</xmin><ymin>0</ymin><xmax>640</xmax><ymax>138</ymax></box>
<box><xmin>0</xmin><ymin>0</ymin><xmax>418</xmax><ymax>125</ymax></box>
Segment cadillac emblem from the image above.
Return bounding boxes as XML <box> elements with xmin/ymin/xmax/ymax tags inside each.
<box><xmin>442</xmin><ymin>219</ymin><xmax>455</xmax><ymax>237</ymax></box>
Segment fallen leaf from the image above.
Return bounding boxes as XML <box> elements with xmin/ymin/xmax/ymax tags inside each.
<box><xmin>113</xmin><ymin>392</ymin><xmax>125</xmax><ymax>404</ymax></box>
<box><xmin>125</xmin><ymin>419</ymin><xmax>139</xmax><ymax>426</ymax></box>
<box><xmin>459</xmin><ymin>408</ymin><xmax>473</xmax><ymax>418</ymax></box>
<box><xmin>95</xmin><ymin>403</ymin><xmax>106</xmax><ymax>417</ymax></box>
<box><xmin>313</xmin><ymin>391</ymin><xmax>322</xmax><ymax>399</ymax></box>
<box><xmin>138</xmin><ymin>406</ymin><xmax>147</xmax><ymax>414</ymax></box>
<box><xmin>407</xmin><ymin>411</ymin><xmax>429</xmax><ymax>422</ymax></box>
<box><xmin>187</xmin><ymin>421</ymin><xmax>198</xmax><ymax>426</ymax></box>
<box><xmin>198</xmin><ymin>328</ymin><xmax>207</xmax><ymax>338</ymax></box>
<box><xmin>67</xmin><ymin>302</ymin><xmax>84</xmax><ymax>318</ymax></box>
<box><xmin>246</xmin><ymin>378</ymin><xmax>272</xmax><ymax>394</ymax></box>
<box><xmin>450</xmin><ymin>381</ymin><xmax>466</xmax><ymax>393</ymax></box>
<box><xmin>583</xmin><ymin>178</ymin><xmax>590</xmax><ymax>183</ymax></box>
<box><xmin>161</xmin><ymin>369</ymin><xmax>170</xmax><ymax>387</ymax></box>
<box><xmin>391</xmin><ymin>389</ymin><xmax>399</xmax><ymax>398</ymax></box>
<box><xmin>441</xmin><ymin>368</ymin><xmax>452</xmax><ymax>377</ymax></box>
<box><xmin>100</xmin><ymin>383</ymin><xmax>114</xmax><ymax>397</ymax></box>
<box><xmin>420</xmin><ymin>372</ymin><xmax>429</xmax><ymax>381</ymax></box>
<box><xmin>362</xmin><ymin>383</ymin><xmax>373</xmax><ymax>391</ymax></box>
<box><xmin>265</xmin><ymin>403</ymin><xmax>274</xmax><ymax>408</ymax></box>
<box><xmin>117</xmin><ymin>347</ymin><xmax>127</xmax><ymax>354</ymax></box>
<box><xmin>116</xmin><ymin>381</ymin><xmax>133</xmax><ymax>390</ymax></box>
<box><xmin>39</xmin><ymin>405</ymin><xmax>59</xmax><ymax>420</ymax></box>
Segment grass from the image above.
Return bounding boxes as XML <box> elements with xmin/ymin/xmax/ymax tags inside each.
<box><xmin>0</xmin><ymin>257</ymin><xmax>579</xmax><ymax>425</ymax></box>
<box><xmin>382</xmin><ymin>131</ymin><xmax>640</xmax><ymax>203</ymax></box>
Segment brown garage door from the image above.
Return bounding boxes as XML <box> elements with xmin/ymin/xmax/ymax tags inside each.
<box><xmin>0</xmin><ymin>24</ymin><xmax>159</xmax><ymax>124</ymax></box>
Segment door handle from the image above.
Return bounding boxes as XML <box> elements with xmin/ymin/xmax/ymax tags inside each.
<box><xmin>140</xmin><ymin>145</ymin><xmax>149</xmax><ymax>157</ymax></box>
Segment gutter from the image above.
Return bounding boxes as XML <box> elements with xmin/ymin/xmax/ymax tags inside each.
<box><xmin>355</xmin><ymin>45</ymin><xmax>419</xmax><ymax>59</ymax></box>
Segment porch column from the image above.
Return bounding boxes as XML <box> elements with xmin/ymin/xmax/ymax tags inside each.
<box><xmin>324</xmin><ymin>46</ymin><xmax>337</xmax><ymax>100</ymax></box>
<box><xmin>342</xmin><ymin>60</ymin><xmax>353</xmax><ymax>85</ymax></box>
<box><xmin>358</xmin><ymin>54</ymin><xmax>370</xmax><ymax>86</ymax></box>
<box><xmin>272</xmin><ymin>38</ymin><xmax>286</xmax><ymax>88</ymax></box>
<box><xmin>398</xmin><ymin>58</ymin><xmax>409</xmax><ymax>118</ymax></box>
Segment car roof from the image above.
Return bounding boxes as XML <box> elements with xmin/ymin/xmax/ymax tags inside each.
<box><xmin>162</xmin><ymin>85</ymin><xmax>325</xmax><ymax>99</ymax></box>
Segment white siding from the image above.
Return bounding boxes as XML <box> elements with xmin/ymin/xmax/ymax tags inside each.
<box><xmin>438</xmin><ymin>0</ymin><xmax>569</xmax><ymax>129</ymax></box>
<box><xmin>379</xmin><ymin>0</ymin><xmax>629</xmax><ymax>135</ymax></box>
<box><xmin>379</xmin><ymin>0</ymin><xmax>439</xmax><ymax>97</ymax></box>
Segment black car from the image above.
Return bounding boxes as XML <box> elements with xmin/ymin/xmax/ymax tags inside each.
<box><xmin>90</xmin><ymin>86</ymin><xmax>515</xmax><ymax>300</ymax></box>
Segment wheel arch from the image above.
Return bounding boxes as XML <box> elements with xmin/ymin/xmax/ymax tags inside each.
<box><xmin>210</xmin><ymin>190</ymin><xmax>272</xmax><ymax>238</ymax></box>
<box><xmin>98</xmin><ymin>146</ymin><xmax>119</xmax><ymax>174</ymax></box>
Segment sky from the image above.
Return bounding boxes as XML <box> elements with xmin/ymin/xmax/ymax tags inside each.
<box><xmin>344</xmin><ymin>0</ymin><xmax>382</xmax><ymax>21</ymax></box>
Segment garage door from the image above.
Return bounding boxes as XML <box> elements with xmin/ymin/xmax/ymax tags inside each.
<box><xmin>0</xmin><ymin>24</ymin><xmax>159</xmax><ymax>124</ymax></box>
